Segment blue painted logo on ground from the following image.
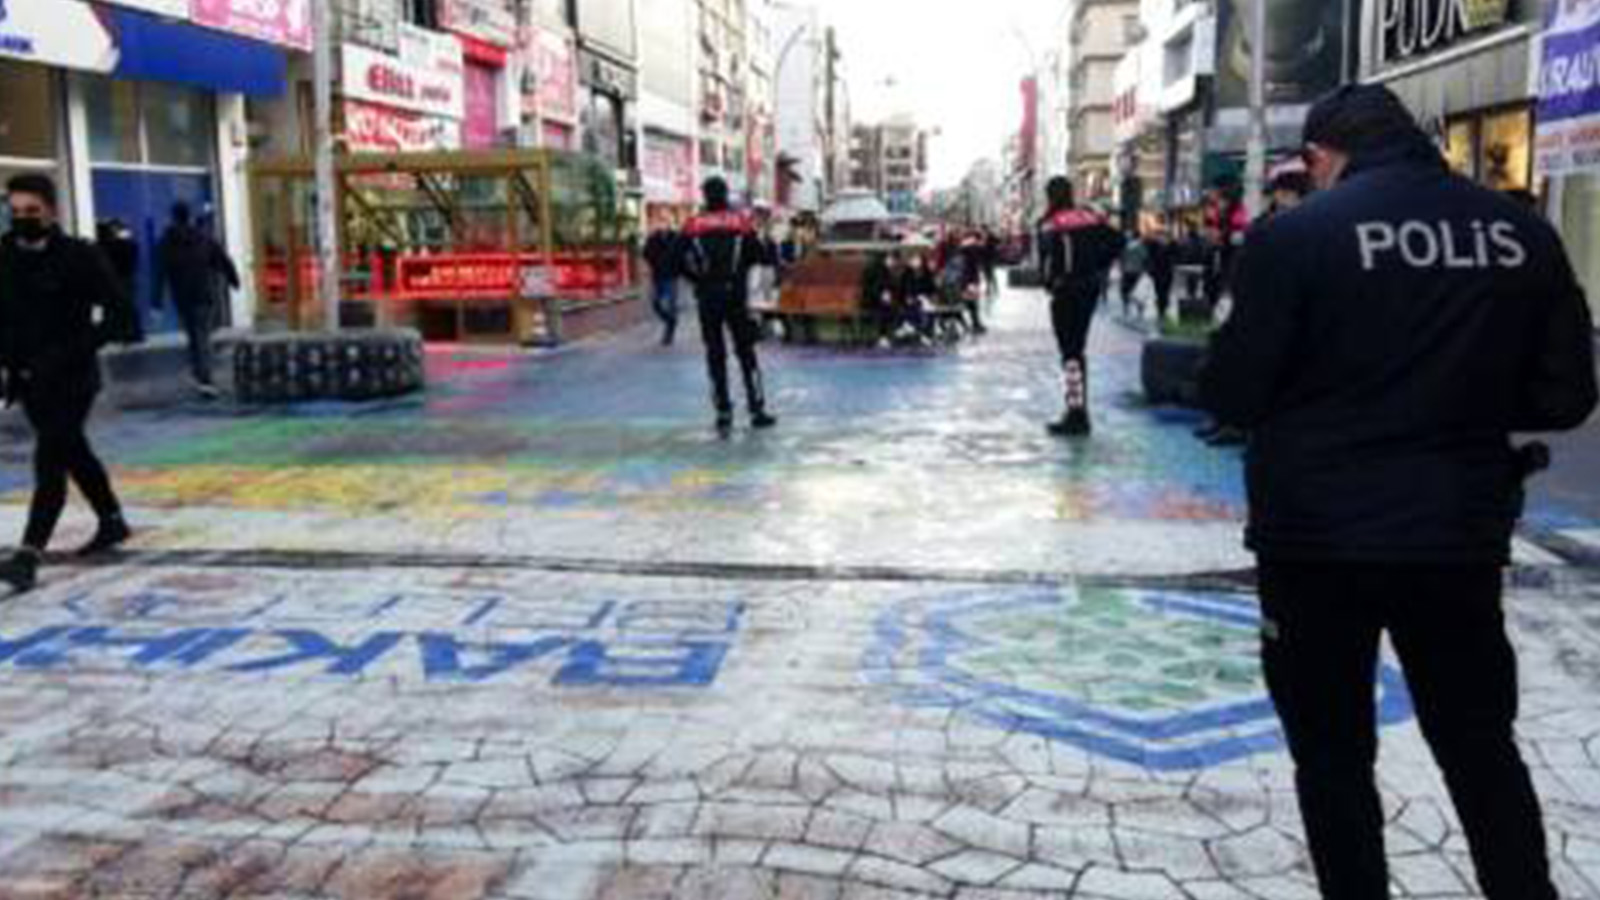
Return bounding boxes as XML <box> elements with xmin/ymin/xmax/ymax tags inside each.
<box><xmin>864</xmin><ymin>586</ymin><xmax>1413</xmax><ymax>770</ymax></box>
<box><xmin>1</xmin><ymin>587</ymin><xmax>744</xmax><ymax>690</ymax></box>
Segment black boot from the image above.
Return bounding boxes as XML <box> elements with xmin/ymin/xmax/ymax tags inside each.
<box><xmin>751</xmin><ymin>409</ymin><xmax>778</xmax><ymax>429</ymax></box>
<box><xmin>1046</xmin><ymin>359</ymin><xmax>1091</xmax><ymax>438</ymax></box>
<box><xmin>76</xmin><ymin>514</ymin><xmax>131</xmax><ymax>557</ymax></box>
<box><xmin>715</xmin><ymin>408</ymin><xmax>734</xmax><ymax>433</ymax></box>
<box><xmin>1046</xmin><ymin>409</ymin><xmax>1092</xmax><ymax>438</ymax></box>
<box><xmin>0</xmin><ymin>549</ymin><xmax>40</xmax><ymax>594</ymax></box>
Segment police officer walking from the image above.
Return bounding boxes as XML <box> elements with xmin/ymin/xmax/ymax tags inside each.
<box><xmin>679</xmin><ymin>177</ymin><xmax>776</xmax><ymax>432</ymax></box>
<box><xmin>1201</xmin><ymin>86</ymin><xmax>1597</xmax><ymax>900</ymax></box>
<box><xmin>0</xmin><ymin>174</ymin><xmax>138</xmax><ymax>593</ymax></box>
<box><xmin>1036</xmin><ymin>176</ymin><xmax>1125</xmax><ymax>437</ymax></box>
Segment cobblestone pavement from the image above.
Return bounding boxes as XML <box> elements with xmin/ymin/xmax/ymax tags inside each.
<box><xmin>0</xmin><ymin>287</ymin><xmax>1597</xmax><ymax>899</ymax></box>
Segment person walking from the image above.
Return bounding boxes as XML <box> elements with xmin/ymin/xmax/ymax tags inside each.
<box><xmin>153</xmin><ymin>201</ymin><xmax>239</xmax><ymax>398</ymax></box>
<box><xmin>1118</xmin><ymin>234</ymin><xmax>1149</xmax><ymax>318</ymax></box>
<box><xmin>1145</xmin><ymin>221</ymin><xmax>1177</xmax><ymax>325</ymax></box>
<box><xmin>980</xmin><ymin>227</ymin><xmax>1001</xmax><ymax>298</ymax></box>
<box><xmin>0</xmin><ymin>174</ymin><xmax>138</xmax><ymax>592</ymax></box>
<box><xmin>95</xmin><ymin>219</ymin><xmax>144</xmax><ymax>344</ymax></box>
<box><xmin>957</xmin><ymin>232</ymin><xmax>989</xmax><ymax>334</ymax></box>
<box><xmin>679</xmin><ymin>177</ymin><xmax>776</xmax><ymax>432</ymax></box>
<box><xmin>1200</xmin><ymin>85</ymin><xmax>1597</xmax><ymax>900</ymax></box>
<box><xmin>1201</xmin><ymin>176</ymin><xmax>1248</xmax><ymax>316</ymax></box>
<box><xmin>643</xmin><ymin>215</ymin><xmax>682</xmax><ymax>346</ymax></box>
<box><xmin>1037</xmin><ymin>176</ymin><xmax>1126</xmax><ymax>437</ymax></box>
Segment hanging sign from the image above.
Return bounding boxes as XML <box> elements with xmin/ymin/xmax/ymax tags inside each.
<box><xmin>190</xmin><ymin>0</ymin><xmax>311</xmax><ymax>51</ymax></box>
<box><xmin>1536</xmin><ymin>0</ymin><xmax>1600</xmax><ymax>175</ymax></box>
<box><xmin>0</xmin><ymin>0</ymin><xmax>117</xmax><ymax>71</ymax></box>
<box><xmin>1377</xmin><ymin>0</ymin><xmax>1517</xmax><ymax>65</ymax></box>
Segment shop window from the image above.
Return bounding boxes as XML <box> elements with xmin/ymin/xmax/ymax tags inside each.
<box><xmin>86</xmin><ymin>79</ymin><xmax>142</xmax><ymax>165</ymax></box>
<box><xmin>85</xmin><ymin>77</ymin><xmax>215</xmax><ymax>170</ymax></box>
<box><xmin>404</xmin><ymin>0</ymin><xmax>439</xmax><ymax>28</ymax></box>
<box><xmin>1479</xmin><ymin>108</ymin><xmax>1531</xmax><ymax>193</ymax></box>
<box><xmin>1443</xmin><ymin>119</ymin><xmax>1475</xmax><ymax>178</ymax></box>
<box><xmin>143</xmin><ymin>82</ymin><xmax>213</xmax><ymax>168</ymax></box>
<box><xmin>1561</xmin><ymin>175</ymin><xmax>1600</xmax><ymax>317</ymax></box>
<box><xmin>0</xmin><ymin>60</ymin><xmax>59</xmax><ymax>161</ymax></box>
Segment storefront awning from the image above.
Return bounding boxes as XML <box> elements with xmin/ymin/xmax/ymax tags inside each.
<box><xmin>109</xmin><ymin>8</ymin><xmax>286</xmax><ymax>98</ymax></box>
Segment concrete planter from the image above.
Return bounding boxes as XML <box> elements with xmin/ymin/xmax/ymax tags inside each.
<box><xmin>1141</xmin><ymin>336</ymin><xmax>1209</xmax><ymax>407</ymax></box>
<box><xmin>233</xmin><ymin>329</ymin><xmax>425</xmax><ymax>404</ymax></box>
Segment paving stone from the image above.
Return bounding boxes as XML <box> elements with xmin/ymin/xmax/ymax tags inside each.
<box><xmin>926</xmin><ymin>848</ymin><xmax>1026</xmax><ymax>886</ymax></box>
<box><xmin>930</xmin><ymin>806</ymin><xmax>1031</xmax><ymax>858</ymax></box>
<box><xmin>1074</xmin><ymin>865</ymin><xmax>1188</xmax><ymax>899</ymax></box>
<box><xmin>764</xmin><ymin>842</ymin><xmax>857</xmax><ymax>878</ymax></box>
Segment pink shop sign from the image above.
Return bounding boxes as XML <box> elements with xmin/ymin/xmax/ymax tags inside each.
<box><xmin>524</xmin><ymin>26</ymin><xmax>577</xmax><ymax>123</ymax></box>
<box><xmin>191</xmin><ymin>0</ymin><xmax>311</xmax><ymax>51</ymax></box>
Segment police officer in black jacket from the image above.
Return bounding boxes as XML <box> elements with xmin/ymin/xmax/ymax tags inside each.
<box><xmin>1037</xmin><ymin>176</ymin><xmax>1125</xmax><ymax>437</ymax></box>
<box><xmin>1201</xmin><ymin>86</ymin><xmax>1596</xmax><ymax>900</ymax></box>
<box><xmin>679</xmin><ymin>177</ymin><xmax>776</xmax><ymax>432</ymax></box>
<box><xmin>0</xmin><ymin>174</ymin><xmax>137</xmax><ymax>593</ymax></box>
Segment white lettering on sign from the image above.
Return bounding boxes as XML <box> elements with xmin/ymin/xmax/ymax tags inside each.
<box><xmin>1355</xmin><ymin>220</ymin><xmax>1528</xmax><ymax>271</ymax></box>
<box><xmin>342</xmin><ymin>42</ymin><xmax>464</xmax><ymax>120</ymax></box>
<box><xmin>1378</xmin><ymin>0</ymin><xmax>1515</xmax><ymax>65</ymax></box>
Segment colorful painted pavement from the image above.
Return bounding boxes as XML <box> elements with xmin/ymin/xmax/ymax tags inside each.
<box><xmin>0</xmin><ymin>289</ymin><xmax>1597</xmax><ymax>898</ymax></box>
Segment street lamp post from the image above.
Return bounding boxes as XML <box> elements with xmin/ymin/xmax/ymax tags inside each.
<box><xmin>1244</xmin><ymin>0</ymin><xmax>1269</xmax><ymax>218</ymax></box>
<box><xmin>312</xmin><ymin>0</ymin><xmax>340</xmax><ymax>330</ymax></box>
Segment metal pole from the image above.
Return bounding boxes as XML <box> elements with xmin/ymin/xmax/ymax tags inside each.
<box><xmin>1244</xmin><ymin>0</ymin><xmax>1269</xmax><ymax>219</ymax></box>
<box><xmin>312</xmin><ymin>0</ymin><xmax>341</xmax><ymax>331</ymax></box>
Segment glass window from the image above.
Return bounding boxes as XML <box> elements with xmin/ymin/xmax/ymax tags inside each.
<box><xmin>86</xmin><ymin>77</ymin><xmax>142</xmax><ymax>164</ymax></box>
<box><xmin>1443</xmin><ymin>118</ymin><xmax>1476</xmax><ymax>178</ymax></box>
<box><xmin>143</xmin><ymin>82</ymin><xmax>214</xmax><ymax>168</ymax></box>
<box><xmin>0</xmin><ymin>60</ymin><xmax>59</xmax><ymax>161</ymax></box>
<box><xmin>1561</xmin><ymin>174</ymin><xmax>1600</xmax><ymax>320</ymax></box>
<box><xmin>1479</xmin><ymin>107</ymin><xmax>1531</xmax><ymax>193</ymax></box>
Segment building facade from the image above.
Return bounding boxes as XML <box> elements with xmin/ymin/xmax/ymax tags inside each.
<box><xmin>639</xmin><ymin>0</ymin><xmax>697</xmax><ymax>221</ymax></box>
<box><xmin>0</xmin><ymin>0</ymin><xmax>303</xmax><ymax>334</ymax></box>
<box><xmin>848</xmin><ymin>115</ymin><xmax>929</xmax><ymax>213</ymax></box>
<box><xmin>1064</xmin><ymin>0</ymin><xmax>1141</xmax><ymax>201</ymax></box>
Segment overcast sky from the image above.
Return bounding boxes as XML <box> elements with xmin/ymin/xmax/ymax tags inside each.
<box><xmin>806</xmin><ymin>0</ymin><xmax>1071</xmax><ymax>190</ymax></box>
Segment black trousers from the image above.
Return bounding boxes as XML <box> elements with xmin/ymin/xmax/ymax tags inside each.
<box><xmin>176</xmin><ymin>299</ymin><xmax>217</xmax><ymax>386</ymax></box>
<box><xmin>20</xmin><ymin>383</ymin><xmax>122</xmax><ymax>551</ymax></box>
<box><xmin>1258</xmin><ymin>560</ymin><xmax>1557</xmax><ymax>900</ymax></box>
<box><xmin>696</xmin><ymin>287</ymin><xmax>766</xmax><ymax>415</ymax></box>
<box><xmin>1151</xmin><ymin>272</ymin><xmax>1173</xmax><ymax>321</ymax></box>
<box><xmin>1050</xmin><ymin>280</ymin><xmax>1099</xmax><ymax>414</ymax></box>
<box><xmin>1120</xmin><ymin>270</ymin><xmax>1144</xmax><ymax>313</ymax></box>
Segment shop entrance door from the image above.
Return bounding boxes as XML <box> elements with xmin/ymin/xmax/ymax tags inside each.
<box><xmin>91</xmin><ymin>169</ymin><xmax>214</xmax><ymax>337</ymax></box>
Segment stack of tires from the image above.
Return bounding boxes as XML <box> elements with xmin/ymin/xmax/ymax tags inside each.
<box><xmin>234</xmin><ymin>329</ymin><xmax>425</xmax><ymax>404</ymax></box>
<box><xmin>1140</xmin><ymin>338</ymin><xmax>1209</xmax><ymax>407</ymax></box>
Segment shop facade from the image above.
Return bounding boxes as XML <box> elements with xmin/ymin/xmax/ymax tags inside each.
<box><xmin>1359</xmin><ymin>0</ymin><xmax>1540</xmax><ymax>193</ymax></box>
<box><xmin>0</xmin><ymin>0</ymin><xmax>295</xmax><ymax>334</ymax></box>
<box><xmin>1535</xmin><ymin>1</ymin><xmax>1600</xmax><ymax>324</ymax></box>
<box><xmin>519</xmin><ymin>22</ymin><xmax>581</xmax><ymax>151</ymax></box>
<box><xmin>438</xmin><ymin>0</ymin><xmax>519</xmax><ymax>150</ymax></box>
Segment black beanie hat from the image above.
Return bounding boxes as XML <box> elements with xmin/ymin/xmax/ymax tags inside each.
<box><xmin>702</xmin><ymin>176</ymin><xmax>730</xmax><ymax>209</ymax></box>
<box><xmin>1303</xmin><ymin>84</ymin><xmax>1420</xmax><ymax>153</ymax></box>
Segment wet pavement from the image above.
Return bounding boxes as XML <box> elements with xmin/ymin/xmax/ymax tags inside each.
<box><xmin>0</xmin><ymin>285</ymin><xmax>1598</xmax><ymax>899</ymax></box>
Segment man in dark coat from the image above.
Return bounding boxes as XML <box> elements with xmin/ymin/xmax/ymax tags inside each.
<box><xmin>1200</xmin><ymin>85</ymin><xmax>1596</xmax><ymax>900</ymax></box>
<box><xmin>642</xmin><ymin>216</ymin><xmax>681</xmax><ymax>346</ymax></box>
<box><xmin>153</xmin><ymin>201</ymin><xmax>239</xmax><ymax>398</ymax></box>
<box><xmin>0</xmin><ymin>174</ymin><xmax>137</xmax><ymax>592</ymax></box>
<box><xmin>1036</xmin><ymin>176</ymin><xmax>1126</xmax><ymax>437</ymax></box>
<box><xmin>678</xmin><ymin>177</ymin><xmax>776</xmax><ymax>432</ymax></box>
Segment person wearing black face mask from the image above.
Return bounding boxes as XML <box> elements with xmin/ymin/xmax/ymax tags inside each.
<box><xmin>0</xmin><ymin>173</ymin><xmax>138</xmax><ymax>593</ymax></box>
